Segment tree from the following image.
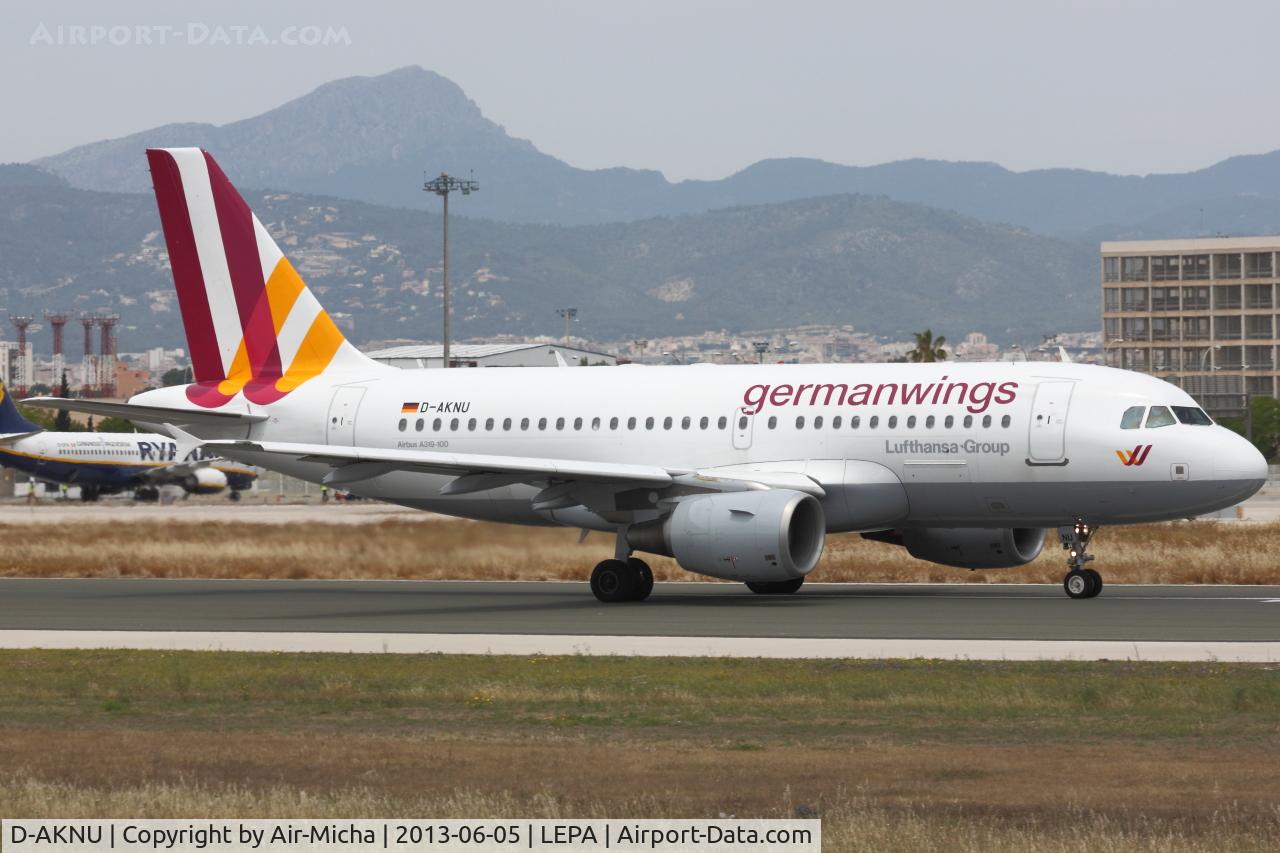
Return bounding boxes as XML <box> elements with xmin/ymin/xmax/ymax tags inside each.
<box><xmin>53</xmin><ymin>371</ymin><xmax>72</xmax><ymax>432</ymax></box>
<box><xmin>96</xmin><ymin>416</ymin><xmax>138</xmax><ymax>433</ymax></box>
<box><xmin>907</xmin><ymin>329</ymin><xmax>947</xmax><ymax>363</ymax></box>
<box><xmin>1220</xmin><ymin>396</ymin><xmax>1280</xmax><ymax>462</ymax></box>
<box><xmin>161</xmin><ymin>366</ymin><xmax>193</xmax><ymax>387</ymax></box>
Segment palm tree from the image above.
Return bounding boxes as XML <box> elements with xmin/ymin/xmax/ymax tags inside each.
<box><xmin>907</xmin><ymin>329</ymin><xmax>947</xmax><ymax>363</ymax></box>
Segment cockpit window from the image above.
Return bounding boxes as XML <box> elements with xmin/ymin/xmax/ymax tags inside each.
<box><xmin>1120</xmin><ymin>406</ymin><xmax>1145</xmax><ymax>429</ymax></box>
<box><xmin>1172</xmin><ymin>406</ymin><xmax>1214</xmax><ymax>425</ymax></box>
<box><xmin>1145</xmin><ymin>406</ymin><xmax>1176</xmax><ymax>428</ymax></box>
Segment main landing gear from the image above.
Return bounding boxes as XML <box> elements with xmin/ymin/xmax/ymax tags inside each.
<box><xmin>590</xmin><ymin>557</ymin><xmax>654</xmax><ymax>603</ymax></box>
<box><xmin>1060</xmin><ymin>519</ymin><xmax>1103</xmax><ymax>599</ymax></box>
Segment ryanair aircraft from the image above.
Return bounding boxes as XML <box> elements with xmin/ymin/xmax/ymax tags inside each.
<box><xmin>27</xmin><ymin>148</ymin><xmax>1268</xmax><ymax>599</ymax></box>
<box><xmin>0</xmin><ymin>382</ymin><xmax>255</xmax><ymax>501</ymax></box>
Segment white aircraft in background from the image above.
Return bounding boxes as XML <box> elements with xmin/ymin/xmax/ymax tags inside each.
<box><xmin>27</xmin><ymin>148</ymin><xmax>1268</xmax><ymax>600</ymax></box>
<box><xmin>0</xmin><ymin>380</ymin><xmax>256</xmax><ymax>501</ymax></box>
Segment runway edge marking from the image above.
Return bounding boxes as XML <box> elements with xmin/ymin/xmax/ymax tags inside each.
<box><xmin>0</xmin><ymin>631</ymin><xmax>1277</xmax><ymax>662</ymax></box>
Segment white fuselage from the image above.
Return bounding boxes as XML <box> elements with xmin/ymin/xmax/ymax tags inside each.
<box><xmin>133</xmin><ymin>360</ymin><xmax>1267</xmax><ymax>531</ymax></box>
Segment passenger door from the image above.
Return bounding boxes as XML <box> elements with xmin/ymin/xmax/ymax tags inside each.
<box><xmin>1027</xmin><ymin>380</ymin><xmax>1073</xmax><ymax>464</ymax></box>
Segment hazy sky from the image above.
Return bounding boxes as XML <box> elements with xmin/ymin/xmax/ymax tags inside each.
<box><xmin>4</xmin><ymin>0</ymin><xmax>1279</xmax><ymax>181</ymax></box>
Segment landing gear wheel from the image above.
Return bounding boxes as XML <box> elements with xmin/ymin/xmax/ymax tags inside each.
<box><xmin>745</xmin><ymin>578</ymin><xmax>805</xmax><ymax>595</ymax></box>
<box><xmin>626</xmin><ymin>557</ymin><xmax>654</xmax><ymax>601</ymax></box>
<box><xmin>1059</xmin><ymin>518</ymin><xmax>1102</xmax><ymax>599</ymax></box>
<box><xmin>590</xmin><ymin>559</ymin><xmax>636</xmax><ymax>603</ymax></box>
<box><xmin>228</xmin><ymin>490</ymin><xmax>241</xmax><ymax>502</ymax></box>
<box><xmin>1063</xmin><ymin>569</ymin><xmax>1098</xmax><ymax>599</ymax></box>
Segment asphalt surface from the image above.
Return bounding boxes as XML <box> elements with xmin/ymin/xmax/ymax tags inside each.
<box><xmin>0</xmin><ymin>579</ymin><xmax>1276</xmax><ymax>642</ymax></box>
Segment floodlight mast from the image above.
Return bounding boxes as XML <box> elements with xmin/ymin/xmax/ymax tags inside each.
<box><xmin>423</xmin><ymin>172</ymin><xmax>479</xmax><ymax>368</ymax></box>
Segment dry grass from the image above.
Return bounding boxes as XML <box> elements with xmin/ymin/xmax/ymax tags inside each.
<box><xmin>1</xmin><ymin>779</ymin><xmax>1276</xmax><ymax>852</ymax></box>
<box><xmin>0</xmin><ymin>517</ymin><xmax>1277</xmax><ymax>584</ymax></box>
<box><xmin>1</xmin><ymin>652</ymin><xmax>1278</xmax><ymax>850</ymax></box>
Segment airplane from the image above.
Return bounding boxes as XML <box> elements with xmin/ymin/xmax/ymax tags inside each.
<box><xmin>0</xmin><ymin>380</ymin><xmax>256</xmax><ymax>501</ymax></box>
<box><xmin>25</xmin><ymin>148</ymin><xmax>1268</xmax><ymax>600</ymax></box>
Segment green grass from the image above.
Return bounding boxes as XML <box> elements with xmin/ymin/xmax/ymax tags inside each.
<box><xmin>1</xmin><ymin>651</ymin><xmax>1278</xmax><ymax>747</ymax></box>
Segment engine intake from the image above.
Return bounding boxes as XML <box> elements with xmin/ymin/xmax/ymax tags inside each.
<box><xmin>182</xmin><ymin>467</ymin><xmax>228</xmax><ymax>495</ymax></box>
<box><xmin>628</xmin><ymin>489</ymin><xmax>825</xmax><ymax>582</ymax></box>
<box><xmin>866</xmin><ymin>527</ymin><xmax>1046</xmax><ymax>569</ymax></box>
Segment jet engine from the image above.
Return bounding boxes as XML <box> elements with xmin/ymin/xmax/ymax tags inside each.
<box><xmin>181</xmin><ymin>467</ymin><xmax>228</xmax><ymax>495</ymax></box>
<box><xmin>627</xmin><ymin>489</ymin><xmax>825</xmax><ymax>582</ymax></box>
<box><xmin>866</xmin><ymin>527</ymin><xmax>1046</xmax><ymax>569</ymax></box>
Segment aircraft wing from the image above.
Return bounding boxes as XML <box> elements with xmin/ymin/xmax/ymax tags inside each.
<box><xmin>21</xmin><ymin>397</ymin><xmax>267</xmax><ymax>427</ymax></box>
<box><xmin>196</xmin><ymin>438</ymin><xmax>825</xmax><ymax>510</ymax></box>
<box><xmin>0</xmin><ymin>431</ymin><xmax>41</xmax><ymax>445</ymax></box>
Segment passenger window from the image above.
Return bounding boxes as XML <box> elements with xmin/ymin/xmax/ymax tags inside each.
<box><xmin>888</xmin><ymin>416</ymin><xmax>898</xmax><ymax>428</ymax></box>
<box><xmin>1001</xmin><ymin>414</ymin><xmax>1011</xmax><ymax>428</ymax></box>
<box><xmin>852</xmin><ymin>416</ymin><xmax>861</xmax><ymax>429</ymax></box>
<box><xmin>591</xmin><ymin>417</ymin><xmax>601</xmax><ymax>430</ymax></box>
<box><xmin>796</xmin><ymin>416</ymin><xmax>805</xmax><ymax>429</ymax></box>
<box><xmin>450</xmin><ymin>418</ymin><xmax>460</xmax><ymax>431</ymax></box>
<box><xmin>982</xmin><ymin>415</ymin><xmax>992</xmax><ymax>428</ymax></box>
<box><xmin>415</xmin><ymin>418</ymin><xmax>424</xmax><ymax>431</ymax></box>
<box><xmin>485</xmin><ymin>418</ymin><xmax>494</xmax><ymax>431</ymax></box>
<box><xmin>869</xmin><ymin>416</ymin><xmax>878</xmax><ymax>429</ymax></box>
<box><xmin>681</xmin><ymin>416</ymin><xmax>691</xmax><ymax>429</ymax></box>
<box><xmin>645</xmin><ymin>417</ymin><xmax>655</xmax><ymax>429</ymax></box>
<box><xmin>718</xmin><ymin>416</ymin><xmax>728</xmax><ymax>429</ymax></box>
<box><xmin>467</xmin><ymin>418</ymin><xmax>477</xmax><ymax>431</ymax></box>
<box><xmin>963</xmin><ymin>415</ymin><xmax>972</xmax><ymax>428</ymax></box>
<box><xmin>814</xmin><ymin>416</ymin><xmax>824</xmax><ymax>429</ymax></box>
<box><xmin>502</xmin><ymin>418</ymin><xmax>512</xmax><ymax>430</ymax></box>
<box><xmin>434</xmin><ymin>418</ymin><xmax>442</xmax><ymax>431</ymax></box>
<box><xmin>663</xmin><ymin>416</ymin><xmax>673</xmax><ymax>430</ymax></box>
<box><xmin>555</xmin><ymin>417</ymin><xmax>565</xmax><ymax>430</ymax></box>
<box><xmin>906</xmin><ymin>415</ymin><xmax>916</xmax><ymax>428</ymax></box>
<box><xmin>573</xmin><ymin>417</ymin><xmax>583</xmax><ymax>430</ymax></box>
<box><xmin>832</xmin><ymin>416</ymin><xmax>842</xmax><ymax>429</ymax></box>
<box><xmin>609</xmin><ymin>417</ymin><xmax>619</xmax><ymax>430</ymax></box>
<box><xmin>699</xmin><ymin>416</ymin><xmax>709</xmax><ymax>429</ymax></box>
<box><xmin>943</xmin><ymin>415</ymin><xmax>953</xmax><ymax>428</ymax></box>
<box><xmin>1145</xmin><ymin>406</ymin><xmax>1176</xmax><ymax>428</ymax></box>
<box><xmin>768</xmin><ymin>416</ymin><xmax>778</xmax><ymax>429</ymax></box>
<box><xmin>1120</xmin><ymin>406</ymin><xmax>1145</xmax><ymax>430</ymax></box>
<box><xmin>398</xmin><ymin>418</ymin><xmax>407</xmax><ymax>431</ymax></box>
<box><xmin>538</xmin><ymin>418</ymin><xmax>547</xmax><ymax>430</ymax></box>
<box><xmin>628</xmin><ymin>417</ymin><xmax>637</xmax><ymax>430</ymax></box>
<box><xmin>520</xmin><ymin>418</ymin><xmax>529</xmax><ymax>430</ymax></box>
<box><xmin>926</xmin><ymin>415</ymin><xmax>935</xmax><ymax>428</ymax></box>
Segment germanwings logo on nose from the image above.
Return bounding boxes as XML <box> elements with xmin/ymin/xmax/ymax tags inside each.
<box><xmin>1116</xmin><ymin>445</ymin><xmax>1153</xmax><ymax>466</ymax></box>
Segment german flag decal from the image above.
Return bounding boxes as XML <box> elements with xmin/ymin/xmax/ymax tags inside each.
<box><xmin>401</xmin><ymin>402</ymin><xmax>419</xmax><ymax>414</ymax></box>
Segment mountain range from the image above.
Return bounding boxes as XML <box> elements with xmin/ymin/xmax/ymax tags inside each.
<box><xmin>11</xmin><ymin>65</ymin><xmax>1280</xmax><ymax>352</ymax></box>
<box><xmin>0</xmin><ymin>173</ymin><xmax>1095</xmax><ymax>349</ymax></box>
<box><xmin>33</xmin><ymin>66</ymin><xmax>1280</xmax><ymax>238</ymax></box>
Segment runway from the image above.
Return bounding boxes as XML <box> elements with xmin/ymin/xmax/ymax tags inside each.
<box><xmin>0</xmin><ymin>578</ymin><xmax>1277</xmax><ymax>660</ymax></box>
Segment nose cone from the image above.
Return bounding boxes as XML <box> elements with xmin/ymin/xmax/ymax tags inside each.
<box><xmin>1216</xmin><ymin>428</ymin><xmax>1268</xmax><ymax>497</ymax></box>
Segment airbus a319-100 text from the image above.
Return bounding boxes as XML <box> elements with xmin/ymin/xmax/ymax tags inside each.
<box><xmin>27</xmin><ymin>148</ymin><xmax>1268</xmax><ymax>600</ymax></box>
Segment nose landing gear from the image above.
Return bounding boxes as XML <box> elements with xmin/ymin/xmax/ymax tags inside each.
<box><xmin>1060</xmin><ymin>519</ymin><xmax>1102</xmax><ymax>599</ymax></box>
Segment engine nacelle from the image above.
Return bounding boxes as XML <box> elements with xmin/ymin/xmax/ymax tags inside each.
<box><xmin>871</xmin><ymin>527</ymin><xmax>1046</xmax><ymax>569</ymax></box>
<box><xmin>628</xmin><ymin>489</ymin><xmax>826</xmax><ymax>582</ymax></box>
<box><xmin>181</xmin><ymin>467</ymin><xmax>228</xmax><ymax>495</ymax></box>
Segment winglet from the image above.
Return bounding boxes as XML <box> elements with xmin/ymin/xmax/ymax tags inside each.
<box><xmin>1058</xmin><ymin>346</ymin><xmax>1072</xmax><ymax>363</ymax></box>
<box><xmin>160</xmin><ymin>423</ymin><xmax>207</xmax><ymax>464</ymax></box>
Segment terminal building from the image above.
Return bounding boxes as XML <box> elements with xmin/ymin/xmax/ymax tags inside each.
<box><xmin>1102</xmin><ymin>236</ymin><xmax>1280</xmax><ymax>416</ymax></box>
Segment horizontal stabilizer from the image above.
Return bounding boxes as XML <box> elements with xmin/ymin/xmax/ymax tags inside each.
<box><xmin>21</xmin><ymin>397</ymin><xmax>267</xmax><ymax>427</ymax></box>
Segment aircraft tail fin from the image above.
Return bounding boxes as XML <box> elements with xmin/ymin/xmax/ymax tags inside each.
<box><xmin>0</xmin><ymin>380</ymin><xmax>43</xmax><ymax>437</ymax></box>
<box><xmin>145</xmin><ymin>148</ymin><xmax>381</xmax><ymax>409</ymax></box>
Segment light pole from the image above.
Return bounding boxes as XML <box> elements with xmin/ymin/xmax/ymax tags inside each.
<box><xmin>752</xmin><ymin>341</ymin><xmax>770</xmax><ymax>364</ymax></box>
<box><xmin>424</xmin><ymin>172</ymin><xmax>478</xmax><ymax>368</ymax></box>
<box><xmin>556</xmin><ymin>308</ymin><xmax>578</xmax><ymax>344</ymax></box>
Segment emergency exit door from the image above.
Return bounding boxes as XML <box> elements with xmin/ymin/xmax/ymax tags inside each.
<box><xmin>732</xmin><ymin>408</ymin><xmax>754</xmax><ymax>450</ymax></box>
<box><xmin>326</xmin><ymin>386</ymin><xmax>366</xmax><ymax>445</ymax></box>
